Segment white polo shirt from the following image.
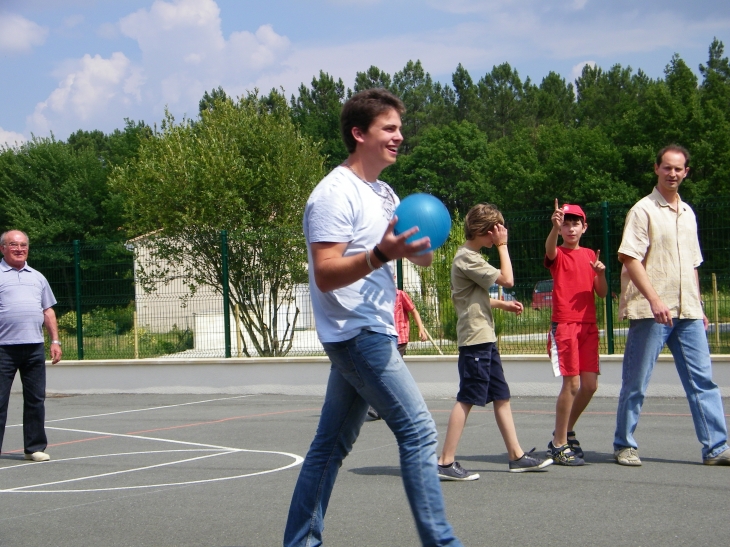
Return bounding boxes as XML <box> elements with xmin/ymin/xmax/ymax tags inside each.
<box><xmin>0</xmin><ymin>259</ymin><xmax>57</xmax><ymax>345</ymax></box>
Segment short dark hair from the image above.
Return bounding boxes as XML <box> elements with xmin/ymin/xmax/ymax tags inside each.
<box><xmin>656</xmin><ymin>144</ymin><xmax>690</xmax><ymax>168</ymax></box>
<box><xmin>340</xmin><ymin>88</ymin><xmax>405</xmax><ymax>153</ymax></box>
<box><xmin>564</xmin><ymin>213</ymin><xmax>585</xmax><ymax>225</ymax></box>
<box><xmin>464</xmin><ymin>203</ymin><xmax>504</xmax><ymax>240</ymax></box>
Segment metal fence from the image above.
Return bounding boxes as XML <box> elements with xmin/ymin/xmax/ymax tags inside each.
<box><xmin>30</xmin><ymin>200</ymin><xmax>730</xmax><ymax>360</ymax></box>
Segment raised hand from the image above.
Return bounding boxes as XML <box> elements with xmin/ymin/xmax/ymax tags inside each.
<box><xmin>488</xmin><ymin>223</ymin><xmax>508</xmax><ymax>246</ymax></box>
<box><xmin>551</xmin><ymin>198</ymin><xmax>564</xmax><ymax>229</ymax></box>
<box><xmin>590</xmin><ymin>249</ymin><xmax>606</xmax><ymax>275</ymax></box>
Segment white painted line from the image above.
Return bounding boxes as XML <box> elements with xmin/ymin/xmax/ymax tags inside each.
<box><xmin>2</xmin><ymin>451</ymin><xmax>233</xmax><ymax>491</ymax></box>
<box><xmin>5</xmin><ymin>394</ymin><xmax>258</xmax><ymax>429</ymax></box>
<box><xmin>0</xmin><ymin>425</ymin><xmax>304</xmax><ymax>494</ymax></box>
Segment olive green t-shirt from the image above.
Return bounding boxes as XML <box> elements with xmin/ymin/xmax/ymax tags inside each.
<box><xmin>451</xmin><ymin>246</ymin><xmax>500</xmax><ymax>347</ymax></box>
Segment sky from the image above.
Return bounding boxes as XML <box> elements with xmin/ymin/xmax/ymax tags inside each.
<box><xmin>1</xmin><ymin>0</ymin><xmax>729</xmax><ymax>146</ymax></box>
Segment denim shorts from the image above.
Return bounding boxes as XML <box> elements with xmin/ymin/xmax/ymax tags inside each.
<box><xmin>456</xmin><ymin>342</ymin><xmax>510</xmax><ymax>406</ymax></box>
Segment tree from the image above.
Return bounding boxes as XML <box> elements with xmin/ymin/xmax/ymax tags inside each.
<box><xmin>452</xmin><ymin>63</ymin><xmax>480</xmax><ymax>125</ymax></box>
<box><xmin>290</xmin><ymin>71</ymin><xmax>347</xmax><ymax>170</ymax></box>
<box><xmin>393</xmin><ymin>121</ymin><xmax>492</xmax><ymax>213</ymax></box>
<box><xmin>483</xmin><ymin>124</ymin><xmax>638</xmax><ymax>212</ymax></box>
<box><xmin>529</xmin><ymin>71</ymin><xmax>576</xmax><ymax>128</ymax></box>
<box><xmin>0</xmin><ymin>137</ymin><xmax>113</xmax><ymax>243</ymax></box>
<box><xmin>476</xmin><ymin>63</ymin><xmax>530</xmax><ymax>140</ymax></box>
<box><xmin>111</xmin><ymin>92</ymin><xmax>325</xmax><ymax>356</ymax></box>
<box><xmin>199</xmin><ymin>86</ymin><xmax>232</xmax><ymax>114</ymax></box>
<box><xmin>354</xmin><ymin>66</ymin><xmax>392</xmax><ymax>93</ymax></box>
<box><xmin>391</xmin><ymin>60</ymin><xmax>450</xmax><ymax>152</ymax></box>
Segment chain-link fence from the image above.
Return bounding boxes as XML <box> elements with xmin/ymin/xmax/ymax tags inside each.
<box><xmin>30</xmin><ymin>200</ymin><xmax>730</xmax><ymax>359</ymax></box>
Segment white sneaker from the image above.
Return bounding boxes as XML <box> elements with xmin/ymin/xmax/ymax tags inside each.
<box><xmin>24</xmin><ymin>451</ymin><xmax>51</xmax><ymax>462</ymax></box>
<box><xmin>614</xmin><ymin>447</ymin><xmax>641</xmax><ymax>466</ymax></box>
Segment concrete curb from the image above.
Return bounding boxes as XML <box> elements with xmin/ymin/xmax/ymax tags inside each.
<box><xmin>13</xmin><ymin>354</ymin><xmax>730</xmax><ymax>398</ymax></box>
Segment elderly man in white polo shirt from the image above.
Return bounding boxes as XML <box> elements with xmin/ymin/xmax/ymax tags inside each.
<box><xmin>613</xmin><ymin>145</ymin><xmax>729</xmax><ymax>467</ymax></box>
<box><xmin>0</xmin><ymin>230</ymin><xmax>62</xmax><ymax>462</ymax></box>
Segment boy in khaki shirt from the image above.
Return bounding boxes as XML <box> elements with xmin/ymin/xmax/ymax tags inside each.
<box><xmin>437</xmin><ymin>203</ymin><xmax>552</xmax><ymax>479</ymax></box>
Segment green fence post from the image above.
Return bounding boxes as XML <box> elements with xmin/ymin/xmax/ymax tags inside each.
<box><xmin>221</xmin><ymin>230</ymin><xmax>231</xmax><ymax>358</ymax></box>
<box><xmin>73</xmin><ymin>240</ymin><xmax>84</xmax><ymax>360</ymax></box>
<box><xmin>396</xmin><ymin>259</ymin><xmax>403</xmax><ymax>290</ymax></box>
<box><xmin>601</xmin><ymin>202</ymin><xmax>614</xmax><ymax>354</ymax></box>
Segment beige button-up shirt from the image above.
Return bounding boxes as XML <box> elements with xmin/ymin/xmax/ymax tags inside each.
<box><xmin>618</xmin><ymin>187</ymin><xmax>703</xmax><ymax>320</ymax></box>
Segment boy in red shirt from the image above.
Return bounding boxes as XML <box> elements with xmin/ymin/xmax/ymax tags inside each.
<box><xmin>545</xmin><ymin>200</ymin><xmax>607</xmax><ymax>465</ymax></box>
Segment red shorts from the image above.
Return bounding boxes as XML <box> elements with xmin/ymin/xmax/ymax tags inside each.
<box><xmin>547</xmin><ymin>322</ymin><xmax>600</xmax><ymax>377</ymax></box>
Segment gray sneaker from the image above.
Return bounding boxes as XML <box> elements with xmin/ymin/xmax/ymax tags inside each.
<box><xmin>614</xmin><ymin>447</ymin><xmax>642</xmax><ymax>466</ymax></box>
<box><xmin>438</xmin><ymin>461</ymin><xmax>480</xmax><ymax>481</ymax></box>
<box><xmin>704</xmin><ymin>447</ymin><xmax>730</xmax><ymax>466</ymax></box>
<box><xmin>509</xmin><ymin>448</ymin><xmax>553</xmax><ymax>473</ymax></box>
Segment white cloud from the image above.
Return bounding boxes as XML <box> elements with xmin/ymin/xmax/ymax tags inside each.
<box><xmin>0</xmin><ymin>127</ymin><xmax>26</xmax><ymax>148</ymax></box>
<box><xmin>0</xmin><ymin>12</ymin><xmax>48</xmax><ymax>53</ymax></box>
<box><xmin>116</xmin><ymin>0</ymin><xmax>290</xmax><ymax>111</ymax></box>
<box><xmin>27</xmin><ymin>52</ymin><xmax>144</xmax><ymax>135</ymax></box>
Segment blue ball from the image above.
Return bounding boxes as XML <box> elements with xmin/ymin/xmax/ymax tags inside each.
<box><xmin>394</xmin><ymin>193</ymin><xmax>452</xmax><ymax>251</ymax></box>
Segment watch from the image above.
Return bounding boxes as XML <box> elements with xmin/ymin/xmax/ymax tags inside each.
<box><xmin>51</xmin><ymin>340</ymin><xmax>61</xmax><ymax>346</ymax></box>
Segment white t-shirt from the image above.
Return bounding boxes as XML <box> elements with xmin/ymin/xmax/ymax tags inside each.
<box><xmin>303</xmin><ymin>166</ymin><xmax>400</xmax><ymax>343</ymax></box>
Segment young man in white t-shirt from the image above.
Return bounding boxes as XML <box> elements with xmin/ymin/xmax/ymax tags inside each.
<box><xmin>283</xmin><ymin>89</ymin><xmax>463</xmax><ymax>547</ymax></box>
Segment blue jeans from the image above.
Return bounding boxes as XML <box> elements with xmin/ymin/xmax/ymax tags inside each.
<box><xmin>283</xmin><ymin>330</ymin><xmax>462</xmax><ymax>547</ymax></box>
<box><xmin>614</xmin><ymin>319</ymin><xmax>729</xmax><ymax>460</ymax></box>
<box><xmin>0</xmin><ymin>343</ymin><xmax>48</xmax><ymax>454</ymax></box>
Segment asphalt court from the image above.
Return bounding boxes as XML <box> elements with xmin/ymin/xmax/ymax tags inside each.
<box><xmin>1</xmin><ymin>393</ymin><xmax>728</xmax><ymax>547</ymax></box>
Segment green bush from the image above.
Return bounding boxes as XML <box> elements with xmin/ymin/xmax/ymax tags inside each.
<box><xmin>58</xmin><ymin>304</ymin><xmax>135</xmax><ymax>337</ymax></box>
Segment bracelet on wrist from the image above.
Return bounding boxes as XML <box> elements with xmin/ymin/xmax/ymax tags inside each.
<box><xmin>51</xmin><ymin>340</ymin><xmax>61</xmax><ymax>346</ymax></box>
<box><xmin>364</xmin><ymin>249</ymin><xmax>377</xmax><ymax>271</ymax></box>
<box><xmin>496</xmin><ymin>242</ymin><xmax>507</xmax><ymax>247</ymax></box>
<box><xmin>372</xmin><ymin>245</ymin><xmax>390</xmax><ymax>263</ymax></box>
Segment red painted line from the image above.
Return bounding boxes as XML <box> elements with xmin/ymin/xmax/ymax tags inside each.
<box><xmin>126</xmin><ymin>408</ymin><xmax>321</xmax><ymax>435</ymax></box>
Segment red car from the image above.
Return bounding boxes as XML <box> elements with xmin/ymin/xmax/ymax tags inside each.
<box><xmin>531</xmin><ymin>279</ymin><xmax>554</xmax><ymax>310</ymax></box>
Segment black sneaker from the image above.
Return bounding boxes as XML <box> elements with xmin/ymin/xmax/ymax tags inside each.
<box><xmin>548</xmin><ymin>441</ymin><xmax>585</xmax><ymax>466</ymax></box>
<box><xmin>566</xmin><ymin>431</ymin><xmax>584</xmax><ymax>458</ymax></box>
<box><xmin>438</xmin><ymin>461</ymin><xmax>480</xmax><ymax>481</ymax></box>
<box><xmin>509</xmin><ymin>448</ymin><xmax>553</xmax><ymax>473</ymax></box>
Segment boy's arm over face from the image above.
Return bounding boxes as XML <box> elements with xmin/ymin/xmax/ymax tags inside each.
<box><xmin>490</xmin><ymin>224</ymin><xmax>514</xmax><ymax>288</ymax></box>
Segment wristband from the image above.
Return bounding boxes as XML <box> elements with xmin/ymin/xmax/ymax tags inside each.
<box><xmin>51</xmin><ymin>340</ymin><xmax>61</xmax><ymax>346</ymax></box>
<box><xmin>364</xmin><ymin>249</ymin><xmax>377</xmax><ymax>271</ymax></box>
<box><xmin>496</xmin><ymin>242</ymin><xmax>507</xmax><ymax>247</ymax></box>
<box><xmin>372</xmin><ymin>245</ymin><xmax>390</xmax><ymax>263</ymax></box>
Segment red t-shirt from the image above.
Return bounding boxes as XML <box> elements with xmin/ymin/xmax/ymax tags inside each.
<box><xmin>394</xmin><ymin>289</ymin><xmax>416</xmax><ymax>344</ymax></box>
<box><xmin>544</xmin><ymin>246</ymin><xmax>597</xmax><ymax>323</ymax></box>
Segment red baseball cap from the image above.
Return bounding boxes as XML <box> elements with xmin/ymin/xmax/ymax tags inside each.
<box><xmin>562</xmin><ymin>204</ymin><xmax>586</xmax><ymax>222</ymax></box>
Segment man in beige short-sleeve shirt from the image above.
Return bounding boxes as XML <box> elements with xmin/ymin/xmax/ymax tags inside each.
<box><xmin>613</xmin><ymin>145</ymin><xmax>729</xmax><ymax>467</ymax></box>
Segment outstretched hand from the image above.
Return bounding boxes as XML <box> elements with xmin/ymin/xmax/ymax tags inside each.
<box><xmin>590</xmin><ymin>249</ymin><xmax>606</xmax><ymax>275</ymax></box>
<box><xmin>377</xmin><ymin>216</ymin><xmax>431</xmax><ymax>260</ymax></box>
<box><xmin>503</xmin><ymin>300</ymin><xmax>524</xmax><ymax>316</ymax></box>
<box><xmin>551</xmin><ymin>199</ymin><xmax>564</xmax><ymax>229</ymax></box>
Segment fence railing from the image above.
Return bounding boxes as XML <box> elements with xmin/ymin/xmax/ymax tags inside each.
<box><xmin>30</xmin><ymin>200</ymin><xmax>730</xmax><ymax>359</ymax></box>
